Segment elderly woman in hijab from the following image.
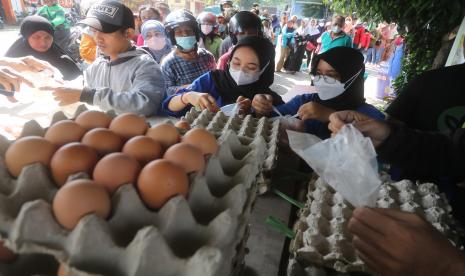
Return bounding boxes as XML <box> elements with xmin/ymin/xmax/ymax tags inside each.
<box><xmin>162</xmin><ymin>36</ymin><xmax>283</xmax><ymax>117</ymax></box>
<box><xmin>254</xmin><ymin>46</ymin><xmax>384</xmax><ymax>139</ymax></box>
<box><xmin>5</xmin><ymin>15</ymin><xmax>81</xmax><ymax>80</ymax></box>
<box><xmin>140</xmin><ymin>20</ymin><xmax>172</xmax><ymax>64</ymax></box>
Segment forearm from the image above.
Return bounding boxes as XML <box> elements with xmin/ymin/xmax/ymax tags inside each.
<box><xmin>167</xmin><ymin>92</ymin><xmax>192</xmax><ymax>112</ymax></box>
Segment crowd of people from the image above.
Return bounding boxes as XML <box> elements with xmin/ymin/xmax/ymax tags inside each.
<box><xmin>0</xmin><ymin>0</ymin><xmax>464</xmax><ymax>275</ymax></box>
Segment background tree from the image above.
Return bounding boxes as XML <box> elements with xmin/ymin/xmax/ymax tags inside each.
<box><xmin>324</xmin><ymin>0</ymin><xmax>465</xmax><ymax>93</ymax></box>
<box><xmin>302</xmin><ymin>1</ymin><xmax>326</xmax><ymax>19</ymax></box>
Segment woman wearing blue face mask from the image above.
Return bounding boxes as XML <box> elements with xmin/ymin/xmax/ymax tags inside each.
<box><xmin>160</xmin><ymin>10</ymin><xmax>217</xmax><ymax>96</ymax></box>
<box><xmin>141</xmin><ymin>20</ymin><xmax>172</xmax><ymax>63</ymax></box>
<box><xmin>319</xmin><ymin>15</ymin><xmax>353</xmax><ymax>53</ymax></box>
<box><xmin>253</xmin><ymin>46</ymin><xmax>384</xmax><ymax>139</ymax></box>
<box><xmin>162</xmin><ymin>36</ymin><xmax>284</xmax><ymax>117</ymax></box>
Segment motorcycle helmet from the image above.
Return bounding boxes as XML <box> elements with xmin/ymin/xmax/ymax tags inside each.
<box><xmin>164</xmin><ymin>10</ymin><xmax>200</xmax><ymax>48</ymax></box>
<box><xmin>197</xmin><ymin>11</ymin><xmax>217</xmax><ymax>26</ymax></box>
<box><xmin>219</xmin><ymin>0</ymin><xmax>233</xmax><ymax>12</ymax></box>
<box><xmin>228</xmin><ymin>11</ymin><xmax>263</xmax><ymax>44</ymax></box>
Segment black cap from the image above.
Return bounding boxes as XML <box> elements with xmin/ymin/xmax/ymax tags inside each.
<box><xmin>79</xmin><ymin>0</ymin><xmax>134</xmax><ymax>33</ymax></box>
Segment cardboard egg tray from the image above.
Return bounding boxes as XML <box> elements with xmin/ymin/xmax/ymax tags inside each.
<box><xmin>287</xmin><ymin>177</ymin><xmax>465</xmax><ymax>275</ymax></box>
<box><xmin>182</xmin><ymin>108</ymin><xmax>279</xmax><ymax>193</ymax></box>
<box><xmin>0</xmin><ymin>107</ymin><xmax>269</xmax><ymax>276</ymax></box>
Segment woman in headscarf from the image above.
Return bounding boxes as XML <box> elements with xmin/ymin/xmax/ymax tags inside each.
<box><xmin>254</xmin><ymin>46</ymin><xmax>384</xmax><ymax>139</ymax></box>
<box><xmin>140</xmin><ymin>19</ymin><xmax>172</xmax><ymax>64</ymax></box>
<box><xmin>5</xmin><ymin>15</ymin><xmax>81</xmax><ymax>80</ymax></box>
<box><xmin>162</xmin><ymin>36</ymin><xmax>283</xmax><ymax>117</ymax></box>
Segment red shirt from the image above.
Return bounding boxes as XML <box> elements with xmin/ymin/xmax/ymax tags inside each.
<box><xmin>360</xmin><ymin>32</ymin><xmax>371</xmax><ymax>48</ymax></box>
<box><xmin>353</xmin><ymin>26</ymin><xmax>365</xmax><ymax>45</ymax></box>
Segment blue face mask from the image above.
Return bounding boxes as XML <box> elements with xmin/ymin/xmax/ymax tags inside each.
<box><xmin>175</xmin><ymin>36</ymin><xmax>197</xmax><ymax>51</ymax></box>
<box><xmin>218</xmin><ymin>24</ymin><xmax>226</xmax><ymax>33</ymax></box>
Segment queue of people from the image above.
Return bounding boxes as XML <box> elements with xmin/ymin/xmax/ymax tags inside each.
<box><xmin>1</xmin><ymin>1</ymin><xmax>465</xmax><ymax>275</ymax></box>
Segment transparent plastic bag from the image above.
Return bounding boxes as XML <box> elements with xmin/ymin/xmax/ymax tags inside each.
<box><xmin>287</xmin><ymin>124</ymin><xmax>381</xmax><ymax>207</ymax></box>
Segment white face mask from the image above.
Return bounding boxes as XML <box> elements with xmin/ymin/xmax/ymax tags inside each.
<box><xmin>146</xmin><ymin>37</ymin><xmax>166</xmax><ymax>51</ymax></box>
<box><xmin>313</xmin><ymin>69</ymin><xmax>362</xmax><ymax>100</ymax></box>
<box><xmin>229</xmin><ymin>62</ymin><xmax>269</xmax><ymax>86</ymax></box>
<box><xmin>201</xmin><ymin>24</ymin><xmax>214</xmax><ymax>35</ymax></box>
<box><xmin>332</xmin><ymin>25</ymin><xmax>341</xmax><ymax>33</ymax></box>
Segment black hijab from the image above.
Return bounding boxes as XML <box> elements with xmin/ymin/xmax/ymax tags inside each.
<box><xmin>5</xmin><ymin>15</ymin><xmax>81</xmax><ymax>80</ymax></box>
<box><xmin>310</xmin><ymin>46</ymin><xmax>366</xmax><ymax>110</ymax></box>
<box><xmin>210</xmin><ymin>36</ymin><xmax>284</xmax><ymax>105</ymax></box>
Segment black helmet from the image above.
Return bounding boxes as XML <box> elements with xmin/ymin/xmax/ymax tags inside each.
<box><xmin>228</xmin><ymin>11</ymin><xmax>263</xmax><ymax>44</ymax></box>
<box><xmin>164</xmin><ymin>9</ymin><xmax>200</xmax><ymax>46</ymax></box>
<box><xmin>219</xmin><ymin>0</ymin><xmax>233</xmax><ymax>12</ymax></box>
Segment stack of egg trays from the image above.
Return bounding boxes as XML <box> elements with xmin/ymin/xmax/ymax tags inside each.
<box><xmin>287</xmin><ymin>177</ymin><xmax>465</xmax><ymax>275</ymax></box>
<box><xmin>183</xmin><ymin>108</ymin><xmax>280</xmax><ymax>193</ymax></box>
<box><xmin>0</xmin><ymin>106</ymin><xmax>269</xmax><ymax>276</ymax></box>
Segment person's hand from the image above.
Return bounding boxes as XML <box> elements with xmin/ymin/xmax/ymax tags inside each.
<box><xmin>252</xmin><ymin>94</ymin><xmax>273</xmax><ymax>116</ymax></box>
<box><xmin>349</xmin><ymin>207</ymin><xmax>465</xmax><ymax>276</ymax></box>
<box><xmin>1</xmin><ymin>56</ymin><xmax>54</xmax><ymax>72</ymax></box>
<box><xmin>236</xmin><ymin>95</ymin><xmax>251</xmax><ymax>116</ymax></box>
<box><xmin>328</xmin><ymin>110</ymin><xmax>390</xmax><ymax>147</ymax></box>
<box><xmin>40</xmin><ymin>86</ymin><xmax>82</xmax><ymax>106</ymax></box>
<box><xmin>297</xmin><ymin>102</ymin><xmax>334</xmax><ymax>122</ymax></box>
<box><xmin>0</xmin><ymin>66</ymin><xmax>36</xmax><ymax>103</ymax></box>
<box><xmin>186</xmin><ymin>92</ymin><xmax>219</xmax><ymax>112</ymax></box>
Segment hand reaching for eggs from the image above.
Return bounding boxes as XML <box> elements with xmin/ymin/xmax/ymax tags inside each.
<box><xmin>186</xmin><ymin>92</ymin><xmax>219</xmax><ymax>112</ymax></box>
<box><xmin>236</xmin><ymin>96</ymin><xmax>251</xmax><ymax>116</ymax></box>
<box><xmin>41</xmin><ymin>85</ymin><xmax>82</xmax><ymax>106</ymax></box>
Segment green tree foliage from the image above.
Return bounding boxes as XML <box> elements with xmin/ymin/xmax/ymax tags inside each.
<box><xmin>324</xmin><ymin>0</ymin><xmax>465</xmax><ymax>93</ymax></box>
<box><xmin>302</xmin><ymin>3</ymin><xmax>325</xmax><ymax>19</ymax></box>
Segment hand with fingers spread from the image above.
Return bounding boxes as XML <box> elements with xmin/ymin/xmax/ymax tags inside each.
<box><xmin>236</xmin><ymin>96</ymin><xmax>252</xmax><ymax>116</ymax></box>
<box><xmin>328</xmin><ymin>110</ymin><xmax>390</xmax><ymax>147</ymax></box>
<box><xmin>0</xmin><ymin>66</ymin><xmax>36</xmax><ymax>103</ymax></box>
<box><xmin>349</xmin><ymin>207</ymin><xmax>465</xmax><ymax>276</ymax></box>
<box><xmin>0</xmin><ymin>56</ymin><xmax>54</xmax><ymax>73</ymax></box>
<box><xmin>297</xmin><ymin>101</ymin><xmax>334</xmax><ymax>122</ymax></box>
<box><xmin>186</xmin><ymin>92</ymin><xmax>219</xmax><ymax>112</ymax></box>
<box><xmin>252</xmin><ymin>94</ymin><xmax>273</xmax><ymax>116</ymax></box>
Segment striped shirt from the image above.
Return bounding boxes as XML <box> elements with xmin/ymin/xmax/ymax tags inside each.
<box><xmin>160</xmin><ymin>47</ymin><xmax>216</xmax><ymax>96</ymax></box>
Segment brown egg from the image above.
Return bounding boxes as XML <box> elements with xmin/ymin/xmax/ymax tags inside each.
<box><xmin>109</xmin><ymin>113</ymin><xmax>148</xmax><ymax>140</ymax></box>
<box><xmin>146</xmin><ymin>123</ymin><xmax>180</xmax><ymax>149</ymax></box>
<box><xmin>174</xmin><ymin>120</ymin><xmax>191</xmax><ymax>130</ymax></box>
<box><xmin>50</xmin><ymin>143</ymin><xmax>98</xmax><ymax>186</ymax></box>
<box><xmin>5</xmin><ymin>136</ymin><xmax>57</xmax><ymax>177</ymax></box>
<box><xmin>93</xmin><ymin>153</ymin><xmax>141</xmax><ymax>194</ymax></box>
<box><xmin>53</xmin><ymin>179</ymin><xmax>111</xmax><ymax>230</ymax></box>
<box><xmin>163</xmin><ymin>143</ymin><xmax>205</xmax><ymax>173</ymax></box>
<box><xmin>45</xmin><ymin>120</ymin><xmax>87</xmax><ymax>146</ymax></box>
<box><xmin>122</xmin><ymin>136</ymin><xmax>163</xmax><ymax>165</ymax></box>
<box><xmin>182</xmin><ymin>128</ymin><xmax>218</xmax><ymax>155</ymax></box>
<box><xmin>0</xmin><ymin>241</ymin><xmax>15</xmax><ymax>263</ymax></box>
<box><xmin>81</xmin><ymin>128</ymin><xmax>123</xmax><ymax>156</ymax></box>
<box><xmin>137</xmin><ymin>159</ymin><xmax>189</xmax><ymax>209</ymax></box>
<box><xmin>75</xmin><ymin>110</ymin><xmax>112</xmax><ymax>129</ymax></box>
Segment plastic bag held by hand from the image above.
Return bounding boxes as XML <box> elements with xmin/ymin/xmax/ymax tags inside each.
<box><xmin>287</xmin><ymin>125</ymin><xmax>381</xmax><ymax>207</ymax></box>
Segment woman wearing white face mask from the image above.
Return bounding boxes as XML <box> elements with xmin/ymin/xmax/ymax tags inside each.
<box><xmin>162</xmin><ymin>36</ymin><xmax>283</xmax><ymax>117</ymax></box>
<box><xmin>141</xmin><ymin>20</ymin><xmax>172</xmax><ymax>63</ymax></box>
<box><xmin>319</xmin><ymin>15</ymin><xmax>353</xmax><ymax>54</ymax></box>
<box><xmin>253</xmin><ymin>47</ymin><xmax>384</xmax><ymax>139</ymax></box>
<box><xmin>197</xmin><ymin>12</ymin><xmax>223</xmax><ymax>60</ymax></box>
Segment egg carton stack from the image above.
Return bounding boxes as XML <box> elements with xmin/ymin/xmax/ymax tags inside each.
<box><xmin>0</xmin><ymin>108</ymin><xmax>268</xmax><ymax>276</ymax></box>
<box><xmin>183</xmin><ymin>108</ymin><xmax>280</xmax><ymax>193</ymax></box>
<box><xmin>287</xmin><ymin>177</ymin><xmax>465</xmax><ymax>276</ymax></box>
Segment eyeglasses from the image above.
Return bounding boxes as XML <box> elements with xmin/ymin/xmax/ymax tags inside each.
<box><xmin>310</xmin><ymin>74</ymin><xmax>338</xmax><ymax>84</ymax></box>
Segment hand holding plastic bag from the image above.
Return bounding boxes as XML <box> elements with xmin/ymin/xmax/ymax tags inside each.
<box><xmin>287</xmin><ymin>124</ymin><xmax>381</xmax><ymax>207</ymax></box>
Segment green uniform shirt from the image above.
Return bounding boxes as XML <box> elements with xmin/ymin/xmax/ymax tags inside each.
<box><xmin>37</xmin><ymin>4</ymin><xmax>70</xmax><ymax>30</ymax></box>
<box><xmin>203</xmin><ymin>36</ymin><xmax>223</xmax><ymax>61</ymax></box>
<box><xmin>320</xmin><ymin>31</ymin><xmax>352</xmax><ymax>53</ymax></box>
